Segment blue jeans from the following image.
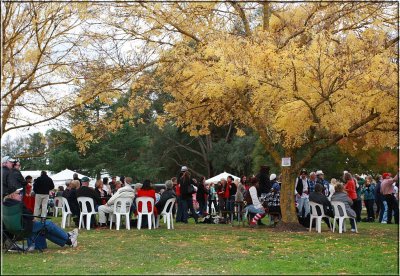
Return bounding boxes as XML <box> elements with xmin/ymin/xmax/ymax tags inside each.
<box><xmin>29</xmin><ymin>221</ymin><xmax>68</xmax><ymax>248</ymax></box>
<box><xmin>297</xmin><ymin>197</ymin><xmax>310</xmax><ymax>217</ymax></box>
<box><xmin>181</xmin><ymin>198</ymin><xmax>198</xmax><ymax>223</ymax></box>
<box><xmin>225</xmin><ymin>196</ymin><xmax>235</xmax><ymax>219</ymax></box>
<box><xmin>380</xmin><ymin>200</ymin><xmax>388</xmax><ymax>222</ymax></box>
<box><xmin>245</xmin><ymin>205</ymin><xmax>265</xmax><ymax>215</ymax></box>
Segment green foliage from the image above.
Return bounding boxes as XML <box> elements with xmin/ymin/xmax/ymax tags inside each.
<box><xmin>210</xmin><ymin>135</ymin><xmax>257</xmax><ymax>177</ymax></box>
<box><xmin>21</xmin><ymin>133</ymin><xmax>48</xmax><ymax>170</ymax></box>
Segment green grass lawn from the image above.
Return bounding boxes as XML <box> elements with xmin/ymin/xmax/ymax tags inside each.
<box><xmin>2</xmin><ymin>216</ymin><xmax>398</xmax><ymax>275</ymax></box>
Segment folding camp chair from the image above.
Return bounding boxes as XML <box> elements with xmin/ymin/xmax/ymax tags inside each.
<box><xmin>2</xmin><ymin>203</ymin><xmax>48</xmax><ymax>253</ymax></box>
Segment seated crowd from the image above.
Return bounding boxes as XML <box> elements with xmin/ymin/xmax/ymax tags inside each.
<box><xmin>2</xmin><ymin>154</ymin><xmax>399</xmax><ymax>251</ymax></box>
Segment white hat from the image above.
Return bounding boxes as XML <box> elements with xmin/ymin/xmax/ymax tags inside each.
<box><xmin>1</xmin><ymin>156</ymin><xmax>16</xmax><ymax>163</ymax></box>
<box><xmin>316</xmin><ymin>170</ymin><xmax>324</xmax><ymax>175</ymax></box>
<box><xmin>181</xmin><ymin>166</ymin><xmax>188</xmax><ymax>172</ymax></box>
<box><xmin>269</xmin><ymin>173</ymin><xmax>277</xmax><ymax>181</ymax></box>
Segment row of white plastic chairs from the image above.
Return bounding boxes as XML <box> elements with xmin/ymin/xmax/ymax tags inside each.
<box><xmin>55</xmin><ymin>196</ymin><xmax>176</xmax><ymax>231</ymax></box>
<box><xmin>309</xmin><ymin>201</ymin><xmax>358</xmax><ymax>234</ymax></box>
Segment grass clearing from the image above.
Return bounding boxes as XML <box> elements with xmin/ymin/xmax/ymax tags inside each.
<box><xmin>2</xmin><ymin>216</ymin><xmax>398</xmax><ymax>275</ymax></box>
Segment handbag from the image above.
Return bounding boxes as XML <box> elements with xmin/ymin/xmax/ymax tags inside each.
<box><xmin>188</xmin><ymin>184</ymin><xmax>196</xmax><ymax>194</ymax></box>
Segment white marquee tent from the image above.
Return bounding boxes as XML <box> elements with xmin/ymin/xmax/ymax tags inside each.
<box><xmin>51</xmin><ymin>169</ymin><xmax>93</xmax><ymax>188</ymax></box>
<box><xmin>205</xmin><ymin>172</ymin><xmax>240</xmax><ymax>184</ymax></box>
<box><xmin>21</xmin><ymin>170</ymin><xmax>51</xmax><ymax>180</ymax></box>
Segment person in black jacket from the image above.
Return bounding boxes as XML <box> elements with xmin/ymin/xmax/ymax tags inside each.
<box><xmin>10</xmin><ymin>161</ymin><xmax>27</xmax><ymax>195</ymax></box>
<box><xmin>2</xmin><ymin>156</ymin><xmax>22</xmax><ymax>197</ymax></box>
<box><xmin>309</xmin><ymin>183</ymin><xmax>334</xmax><ymax>228</ymax></box>
<box><xmin>3</xmin><ymin>186</ymin><xmax>79</xmax><ymax>250</ymax></box>
<box><xmin>76</xmin><ymin>177</ymin><xmax>101</xmax><ymax>211</ymax></box>
<box><xmin>33</xmin><ymin>171</ymin><xmax>54</xmax><ymax>218</ymax></box>
<box><xmin>155</xmin><ymin>180</ymin><xmax>176</xmax><ymax>214</ymax></box>
<box><xmin>76</xmin><ymin>177</ymin><xmax>101</xmax><ymax>228</ymax></box>
<box><xmin>196</xmin><ymin>176</ymin><xmax>208</xmax><ymax>217</ymax></box>
<box><xmin>256</xmin><ymin>165</ymin><xmax>271</xmax><ymax>197</ymax></box>
<box><xmin>180</xmin><ymin>168</ymin><xmax>198</xmax><ymax>224</ymax></box>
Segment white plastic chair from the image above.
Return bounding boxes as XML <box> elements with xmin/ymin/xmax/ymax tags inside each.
<box><xmin>331</xmin><ymin>201</ymin><xmax>358</xmax><ymax>233</ymax></box>
<box><xmin>156</xmin><ymin>198</ymin><xmax>176</xmax><ymax>229</ymax></box>
<box><xmin>309</xmin><ymin>201</ymin><xmax>332</xmax><ymax>233</ymax></box>
<box><xmin>61</xmin><ymin>197</ymin><xmax>73</xmax><ymax>229</ymax></box>
<box><xmin>136</xmin><ymin>197</ymin><xmax>156</xmax><ymax>230</ymax></box>
<box><xmin>110</xmin><ymin>197</ymin><xmax>133</xmax><ymax>230</ymax></box>
<box><xmin>77</xmin><ymin>197</ymin><xmax>98</xmax><ymax>230</ymax></box>
<box><xmin>53</xmin><ymin>196</ymin><xmax>63</xmax><ymax>217</ymax></box>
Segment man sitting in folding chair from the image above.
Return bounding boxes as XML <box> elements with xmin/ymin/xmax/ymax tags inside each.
<box><xmin>3</xmin><ymin>186</ymin><xmax>79</xmax><ymax>252</ymax></box>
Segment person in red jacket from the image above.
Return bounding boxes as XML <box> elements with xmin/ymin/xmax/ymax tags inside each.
<box><xmin>136</xmin><ymin>179</ymin><xmax>158</xmax><ymax>217</ymax></box>
<box><xmin>343</xmin><ymin>172</ymin><xmax>358</xmax><ymax>216</ymax></box>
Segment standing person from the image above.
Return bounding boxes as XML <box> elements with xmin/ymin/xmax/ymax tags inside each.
<box><xmin>331</xmin><ymin>183</ymin><xmax>357</xmax><ymax>232</ymax></box>
<box><xmin>33</xmin><ymin>171</ymin><xmax>54</xmax><ymax>218</ymax></box>
<box><xmin>316</xmin><ymin>170</ymin><xmax>330</xmax><ymax>197</ymax></box>
<box><xmin>264</xmin><ymin>182</ymin><xmax>281</xmax><ymax>226</ymax></box>
<box><xmin>196</xmin><ymin>176</ymin><xmax>208</xmax><ymax>217</ymax></box>
<box><xmin>295</xmin><ymin>169</ymin><xmax>311</xmax><ymax>218</ymax></box>
<box><xmin>328</xmin><ymin>179</ymin><xmax>337</xmax><ymax>201</ymax></box>
<box><xmin>245</xmin><ymin>177</ymin><xmax>266</xmax><ymax>228</ymax></box>
<box><xmin>175</xmin><ymin>170</ymin><xmax>185</xmax><ymax>223</ymax></box>
<box><xmin>224</xmin><ymin>176</ymin><xmax>237</xmax><ymax>223</ymax></box>
<box><xmin>343</xmin><ymin>172</ymin><xmax>358</xmax><ymax>220</ymax></box>
<box><xmin>216</xmin><ymin>179</ymin><xmax>226</xmax><ymax>216</ymax></box>
<box><xmin>208</xmin><ymin>182</ymin><xmax>217</xmax><ymax>215</ymax></box>
<box><xmin>10</xmin><ymin>160</ymin><xmax>27</xmax><ymax>195</ymax></box>
<box><xmin>256</xmin><ymin>165</ymin><xmax>271</xmax><ymax>197</ymax></box>
<box><xmin>23</xmin><ymin>175</ymin><xmax>35</xmax><ymax>213</ymax></box>
<box><xmin>309</xmin><ymin>172</ymin><xmax>317</xmax><ymax>193</ymax></box>
<box><xmin>2</xmin><ymin>156</ymin><xmax>17</xmax><ymax>197</ymax></box>
<box><xmin>179</xmin><ymin>168</ymin><xmax>198</xmax><ymax>224</ymax></box>
<box><xmin>241</xmin><ymin>176</ymin><xmax>249</xmax><ymax>191</ymax></box>
<box><xmin>235</xmin><ymin>179</ymin><xmax>245</xmax><ymax>202</ymax></box>
<box><xmin>361</xmin><ymin>175</ymin><xmax>376</xmax><ymax>222</ymax></box>
<box><xmin>380</xmin><ymin>172</ymin><xmax>399</xmax><ymax>224</ymax></box>
<box><xmin>354</xmin><ymin>174</ymin><xmax>363</xmax><ymax>222</ymax></box>
<box><xmin>374</xmin><ymin>175</ymin><xmax>388</xmax><ymax>223</ymax></box>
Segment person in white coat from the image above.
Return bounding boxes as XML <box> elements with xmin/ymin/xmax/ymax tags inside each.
<box><xmin>97</xmin><ymin>177</ymin><xmax>135</xmax><ymax>228</ymax></box>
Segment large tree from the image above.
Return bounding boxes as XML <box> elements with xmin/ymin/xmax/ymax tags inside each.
<box><xmin>132</xmin><ymin>2</ymin><xmax>398</xmax><ymax>223</ymax></box>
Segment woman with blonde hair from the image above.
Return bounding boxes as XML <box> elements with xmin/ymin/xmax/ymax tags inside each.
<box><xmin>328</xmin><ymin>178</ymin><xmax>337</xmax><ymax>201</ymax></box>
<box><xmin>67</xmin><ymin>180</ymin><xmax>81</xmax><ymax>225</ymax></box>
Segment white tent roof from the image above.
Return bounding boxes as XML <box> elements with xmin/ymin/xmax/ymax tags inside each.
<box><xmin>205</xmin><ymin>172</ymin><xmax>240</xmax><ymax>184</ymax></box>
<box><xmin>21</xmin><ymin>170</ymin><xmax>51</xmax><ymax>180</ymax></box>
<box><xmin>51</xmin><ymin>169</ymin><xmax>88</xmax><ymax>181</ymax></box>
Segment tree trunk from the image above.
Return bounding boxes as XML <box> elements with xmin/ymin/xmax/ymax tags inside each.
<box><xmin>280</xmin><ymin>167</ymin><xmax>298</xmax><ymax>223</ymax></box>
